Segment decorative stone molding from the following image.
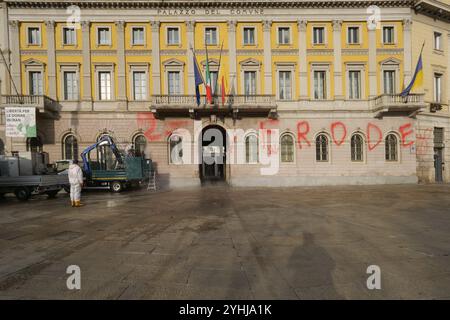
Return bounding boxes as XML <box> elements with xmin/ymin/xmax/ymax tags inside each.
<box><xmin>332</xmin><ymin>19</ymin><xmax>342</xmax><ymax>31</ymax></box>
<box><xmin>342</xmin><ymin>49</ymin><xmax>369</xmax><ymax>55</ymax></box>
<box><xmin>125</xmin><ymin>50</ymin><xmax>153</xmax><ymax>56</ymax></box>
<box><xmin>56</xmin><ymin>50</ymin><xmax>83</xmax><ymax>55</ymax></box>
<box><xmin>20</xmin><ymin>50</ymin><xmax>47</xmax><ymax>55</ymax></box>
<box><xmin>160</xmin><ymin>49</ymin><xmax>187</xmax><ymax>56</ymax></box>
<box><xmin>150</xmin><ymin>21</ymin><xmax>160</xmax><ymax>32</ymax></box>
<box><xmin>376</xmin><ymin>48</ymin><xmax>404</xmax><ymax>55</ymax></box>
<box><xmin>297</xmin><ymin>20</ymin><xmax>307</xmax><ymax>32</ymax></box>
<box><xmin>91</xmin><ymin>50</ymin><xmax>118</xmax><ymax>56</ymax></box>
<box><xmin>227</xmin><ymin>20</ymin><xmax>237</xmax><ymax>32</ymax></box>
<box><xmin>115</xmin><ymin>21</ymin><xmax>125</xmax><ymax>31</ymax></box>
<box><xmin>195</xmin><ymin>49</ymin><xmax>229</xmax><ymax>55</ymax></box>
<box><xmin>236</xmin><ymin>49</ymin><xmax>264</xmax><ymax>55</ymax></box>
<box><xmin>81</xmin><ymin>21</ymin><xmax>90</xmax><ymax>32</ymax></box>
<box><xmin>262</xmin><ymin>20</ymin><xmax>272</xmax><ymax>32</ymax></box>
<box><xmin>44</xmin><ymin>20</ymin><xmax>55</xmax><ymax>30</ymax></box>
<box><xmin>402</xmin><ymin>18</ymin><xmax>412</xmax><ymax>31</ymax></box>
<box><xmin>272</xmin><ymin>49</ymin><xmax>299</xmax><ymax>56</ymax></box>
<box><xmin>307</xmin><ymin>48</ymin><xmax>334</xmax><ymax>56</ymax></box>
<box><xmin>239</xmin><ymin>57</ymin><xmax>261</xmax><ymax>67</ymax></box>
<box><xmin>8</xmin><ymin>20</ymin><xmax>19</xmax><ymax>29</ymax></box>
<box><xmin>185</xmin><ymin>21</ymin><xmax>195</xmax><ymax>32</ymax></box>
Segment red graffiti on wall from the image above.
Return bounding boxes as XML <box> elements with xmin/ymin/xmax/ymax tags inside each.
<box><xmin>399</xmin><ymin>123</ymin><xmax>414</xmax><ymax>147</ymax></box>
<box><xmin>296</xmin><ymin>121</ymin><xmax>311</xmax><ymax>149</ymax></box>
<box><xmin>259</xmin><ymin>119</ymin><xmax>280</xmax><ymax>155</ymax></box>
<box><xmin>330</xmin><ymin>121</ymin><xmax>347</xmax><ymax>146</ymax></box>
<box><xmin>367</xmin><ymin>123</ymin><xmax>383</xmax><ymax>151</ymax></box>
<box><xmin>137</xmin><ymin>112</ymin><xmax>162</xmax><ymax>141</ymax></box>
<box><xmin>416</xmin><ymin>128</ymin><xmax>433</xmax><ymax>156</ymax></box>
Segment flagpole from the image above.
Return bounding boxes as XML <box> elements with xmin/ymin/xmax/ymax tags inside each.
<box><xmin>216</xmin><ymin>41</ymin><xmax>224</xmax><ymax>98</ymax></box>
<box><xmin>204</xmin><ymin>38</ymin><xmax>210</xmax><ymax>105</ymax></box>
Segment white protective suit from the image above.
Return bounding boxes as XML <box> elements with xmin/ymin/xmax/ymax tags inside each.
<box><xmin>68</xmin><ymin>163</ymin><xmax>84</xmax><ymax>202</ymax></box>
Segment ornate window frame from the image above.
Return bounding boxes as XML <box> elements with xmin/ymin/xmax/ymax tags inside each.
<box><xmin>23</xmin><ymin>58</ymin><xmax>45</xmax><ymax>96</ymax></box>
<box><xmin>345</xmin><ymin>63</ymin><xmax>366</xmax><ymax>100</ymax></box>
<box><xmin>242</xmin><ymin>25</ymin><xmax>257</xmax><ymax>46</ymax></box>
<box><xmin>130</xmin><ymin>26</ymin><xmax>146</xmax><ymax>46</ymax></box>
<box><xmin>239</xmin><ymin>58</ymin><xmax>261</xmax><ymax>95</ymax></box>
<box><xmin>128</xmin><ymin>63</ymin><xmax>150</xmax><ymax>101</ymax></box>
<box><xmin>96</xmin><ymin>25</ymin><xmax>112</xmax><ymax>46</ymax></box>
<box><xmin>166</xmin><ymin>25</ymin><xmax>181</xmax><ymax>46</ymax></box>
<box><xmin>94</xmin><ymin>63</ymin><xmax>115</xmax><ymax>101</ymax></box>
<box><xmin>310</xmin><ymin>62</ymin><xmax>331</xmax><ymax>100</ymax></box>
<box><xmin>163</xmin><ymin>58</ymin><xmax>185</xmax><ymax>95</ymax></box>
<box><xmin>59</xmin><ymin>63</ymin><xmax>80</xmax><ymax>101</ymax></box>
<box><xmin>380</xmin><ymin>58</ymin><xmax>401</xmax><ymax>95</ymax></box>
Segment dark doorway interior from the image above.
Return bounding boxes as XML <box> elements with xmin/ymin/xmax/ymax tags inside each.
<box><xmin>199</xmin><ymin>125</ymin><xmax>226</xmax><ymax>183</ymax></box>
<box><xmin>434</xmin><ymin>127</ymin><xmax>444</xmax><ymax>183</ymax></box>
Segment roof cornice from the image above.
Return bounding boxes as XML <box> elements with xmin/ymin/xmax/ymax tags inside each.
<box><xmin>4</xmin><ymin>0</ymin><xmax>416</xmax><ymax>9</ymax></box>
<box><xmin>414</xmin><ymin>0</ymin><xmax>450</xmax><ymax>23</ymax></box>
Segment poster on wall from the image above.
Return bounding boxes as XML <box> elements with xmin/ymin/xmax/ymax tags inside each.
<box><xmin>5</xmin><ymin>107</ymin><xmax>37</xmax><ymax>138</ymax></box>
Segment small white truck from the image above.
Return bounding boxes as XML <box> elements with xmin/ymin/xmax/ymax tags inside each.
<box><xmin>0</xmin><ymin>152</ymin><xmax>69</xmax><ymax>201</ymax></box>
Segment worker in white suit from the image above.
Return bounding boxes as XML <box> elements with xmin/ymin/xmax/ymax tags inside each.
<box><xmin>68</xmin><ymin>159</ymin><xmax>84</xmax><ymax>207</ymax></box>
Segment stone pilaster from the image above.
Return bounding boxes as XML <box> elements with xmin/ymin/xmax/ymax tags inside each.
<box><xmin>368</xmin><ymin>25</ymin><xmax>377</xmax><ymax>98</ymax></box>
<box><xmin>227</xmin><ymin>20</ymin><xmax>237</xmax><ymax>95</ymax></box>
<box><xmin>263</xmin><ymin>20</ymin><xmax>272</xmax><ymax>95</ymax></box>
<box><xmin>186</xmin><ymin>21</ymin><xmax>195</xmax><ymax>95</ymax></box>
<box><xmin>81</xmin><ymin>21</ymin><xmax>92</xmax><ymax>109</ymax></box>
<box><xmin>45</xmin><ymin>20</ymin><xmax>56</xmax><ymax>99</ymax></box>
<box><xmin>115</xmin><ymin>21</ymin><xmax>127</xmax><ymax>108</ymax></box>
<box><xmin>332</xmin><ymin>20</ymin><xmax>343</xmax><ymax>100</ymax></box>
<box><xmin>8</xmin><ymin>20</ymin><xmax>21</xmax><ymax>94</ymax></box>
<box><xmin>298</xmin><ymin>20</ymin><xmax>308</xmax><ymax>100</ymax></box>
<box><xmin>151</xmin><ymin>21</ymin><xmax>161</xmax><ymax>95</ymax></box>
<box><xmin>402</xmin><ymin>18</ymin><xmax>412</xmax><ymax>86</ymax></box>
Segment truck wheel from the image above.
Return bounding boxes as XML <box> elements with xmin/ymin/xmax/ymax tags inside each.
<box><xmin>63</xmin><ymin>185</ymin><xmax>70</xmax><ymax>193</ymax></box>
<box><xmin>14</xmin><ymin>187</ymin><xmax>31</xmax><ymax>201</ymax></box>
<box><xmin>110</xmin><ymin>181</ymin><xmax>123</xmax><ymax>193</ymax></box>
<box><xmin>46</xmin><ymin>190</ymin><xmax>60</xmax><ymax>198</ymax></box>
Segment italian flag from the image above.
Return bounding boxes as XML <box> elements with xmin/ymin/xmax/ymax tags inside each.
<box><xmin>204</xmin><ymin>57</ymin><xmax>213</xmax><ymax>104</ymax></box>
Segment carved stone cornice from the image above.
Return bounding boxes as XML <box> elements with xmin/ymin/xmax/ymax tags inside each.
<box><xmin>297</xmin><ymin>20</ymin><xmax>307</xmax><ymax>32</ymax></box>
<box><xmin>195</xmin><ymin>49</ymin><xmax>229</xmax><ymax>55</ymax></box>
<box><xmin>342</xmin><ymin>48</ymin><xmax>369</xmax><ymax>56</ymax></box>
<box><xmin>91</xmin><ymin>50</ymin><xmax>118</xmax><ymax>56</ymax></box>
<box><xmin>125</xmin><ymin>50</ymin><xmax>153</xmax><ymax>56</ymax></box>
<box><xmin>6</xmin><ymin>0</ymin><xmax>417</xmax><ymax>10</ymax></box>
<box><xmin>56</xmin><ymin>50</ymin><xmax>83</xmax><ymax>56</ymax></box>
<box><xmin>20</xmin><ymin>50</ymin><xmax>47</xmax><ymax>56</ymax></box>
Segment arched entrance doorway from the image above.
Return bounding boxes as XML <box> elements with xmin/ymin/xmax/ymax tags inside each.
<box><xmin>199</xmin><ymin>125</ymin><xmax>226</xmax><ymax>183</ymax></box>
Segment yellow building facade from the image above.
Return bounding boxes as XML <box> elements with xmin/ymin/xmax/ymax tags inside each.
<box><xmin>0</xmin><ymin>0</ymin><xmax>448</xmax><ymax>187</ymax></box>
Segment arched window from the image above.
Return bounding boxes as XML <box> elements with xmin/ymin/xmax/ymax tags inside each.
<box><xmin>280</xmin><ymin>134</ymin><xmax>294</xmax><ymax>163</ymax></box>
<box><xmin>0</xmin><ymin>138</ymin><xmax>4</xmax><ymax>155</ymax></box>
<box><xmin>97</xmin><ymin>134</ymin><xmax>115</xmax><ymax>170</ymax></box>
<box><xmin>245</xmin><ymin>134</ymin><xmax>258</xmax><ymax>163</ymax></box>
<box><xmin>385</xmin><ymin>134</ymin><xmax>398</xmax><ymax>161</ymax></box>
<box><xmin>62</xmin><ymin>134</ymin><xmax>78</xmax><ymax>160</ymax></box>
<box><xmin>133</xmin><ymin>134</ymin><xmax>147</xmax><ymax>158</ymax></box>
<box><xmin>169</xmin><ymin>134</ymin><xmax>183</xmax><ymax>164</ymax></box>
<box><xmin>351</xmin><ymin>134</ymin><xmax>364</xmax><ymax>162</ymax></box>
<box><xmin>26</xmin><ymin>137</ymin><xmax>43</xmax><ymax>152</ymax></box>
<box><xmin>315</xmin><ymin>134</ymin><xmax>328</xmax><ymax>162</ymax></box>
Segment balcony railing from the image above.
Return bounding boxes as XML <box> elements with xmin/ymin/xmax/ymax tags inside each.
<box><xmin>151</xmin><ymin>94</ymin><xmax>276</xmax><ymax>108</ymax></box>
<box><xmin>370</xmin><ymin>93</ymin><xmax>425</xmax><ymax>110</ymax></box>
<box><xmin>0</xmin><ymin>94</ymin><xmax>59</xmax><ymax>113</ymax></box>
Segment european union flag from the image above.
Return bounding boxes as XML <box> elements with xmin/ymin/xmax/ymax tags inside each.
<box><xmin>193</xmin><ymin>53</ymin><xmax>204</xmax><ymax>106</ymax></box>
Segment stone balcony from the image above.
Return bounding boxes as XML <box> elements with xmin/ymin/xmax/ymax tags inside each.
<box><xmin>369</xmin><ymin>93</ymin><xmax>427</xmax><ymax>118</ymax></box>
<box><xmin>0</xmin><ymin>95</ymin><xmax>60</xmax><ymax>118</ymax></box>
<box><xmin>150</xmin><ymin>94</ymin><xmax>277</xmax><ymax>119</ymax></box>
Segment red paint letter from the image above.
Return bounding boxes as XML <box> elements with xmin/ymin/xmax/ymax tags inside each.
<box><xmin>137</xmin><ymin>112</ymin><xmax>161</xmax><ymax>141</ymax></box>
<box><xmin>296</xmin><ymin>121</ymin><xmax>311</xmax><ymax>149</ymax></box>
<box><xmin>367</xmin><ymin>123</ymin><xmax>382</xmax><ymax>151</ymax></box>
<box><xmin>331</xmin><ymin>121</ymin><xmax>347</xmax><ymax>146</ymax></box>
<box><xmin>399</xmin><ymin>123</ymin><xmax>414</xmax><ymax>147</ymax></box>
